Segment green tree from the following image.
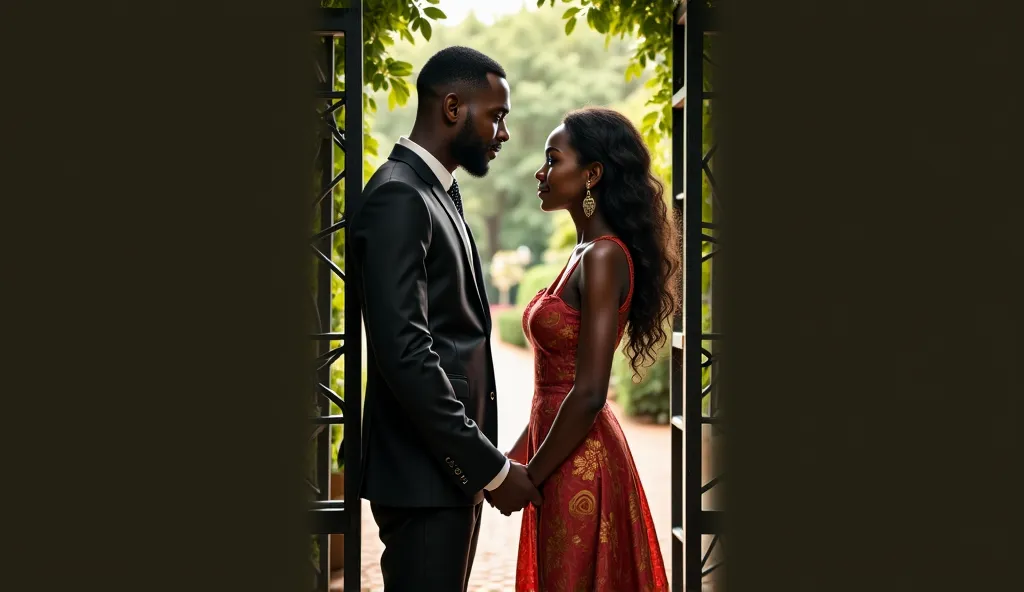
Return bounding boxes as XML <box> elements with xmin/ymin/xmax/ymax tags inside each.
<box><xmin>365</xmin><ymin>8</ymin><xmax>646</xmax><ymax>296</ymax></box>
<box><xmin>322</xmin><ymin>0</ymin><xmax>453</xmax><ymax>180</ymax></box>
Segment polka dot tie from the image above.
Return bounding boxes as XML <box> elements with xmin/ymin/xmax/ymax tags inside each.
<box><xmin>447</xmin><ymin>178</ymin><xmax>464</xmax><ymax>219</ymax></box>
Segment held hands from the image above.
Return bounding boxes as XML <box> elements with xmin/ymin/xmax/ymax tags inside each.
<box><xmin>486</xmin><ymin>460</ymin><xmax>542</xmax><ymax>516</ymax></box>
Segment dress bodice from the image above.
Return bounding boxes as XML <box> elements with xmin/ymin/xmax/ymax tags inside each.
<box><xmin>521</xmin><ymin>236</ymin><xmax>634</xmax><ymax>391</ymax></box>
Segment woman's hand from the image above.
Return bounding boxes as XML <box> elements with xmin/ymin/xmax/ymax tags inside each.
<box><xmin>506</xmin><ymin>424</ymin><xmax>530</xmax><ymax>464</ymax></box>
<box><xmin>505</xmin><ymin>444</ymin><xmax>527</xmax><ymax>465</ymax></box>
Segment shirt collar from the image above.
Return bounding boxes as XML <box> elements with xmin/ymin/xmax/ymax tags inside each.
<box><xmin>397</xmin><ymin>136</ymin><xmax>455</xmax><ymax>192</ymax></box>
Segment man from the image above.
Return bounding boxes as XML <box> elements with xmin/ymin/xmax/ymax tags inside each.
<box><xmin>349</xmin><ymin>46</ymin><xmax>543</xmax><ymax>591</ymax></box>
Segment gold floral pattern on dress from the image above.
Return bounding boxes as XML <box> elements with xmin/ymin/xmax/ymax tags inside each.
<box><xmin>629</xmin><ymin>492</ymin><xmax>641</xmax><ymax>524</ymax></box>
<box><xmin>572</xmin><ymin>438</ymin><xmax>609</xmax><ymax>481</ymax></box>
<box><xmin>544</xmin><ymin>513</ymin><xmax>568</xmax><ymax>574</ymax></box>
<box><xmin>638</xmin><ymin>537</ymin><xmax>652</xmax><ymax>572</ymax></box>
<box><xmin>567</xmin><ymin>489</ymin><xmax>597</xmax><ymax>519</ymax></box>
<box><xmin>539</xmin><ymin>310</ymin><xmax>562</xmax><ymax>329</ymax></box>
<box><xmin>599</xmin><ymin>512</ymin><xmax>614</xmax><ymax>544</ymax></box>
<box><xmin>573</xmin><ymin>572</ymin><xmax>594</xmax><ymax>592</ymax></box>
<box><xmin>599</xmin><ymin>512</ymin><xmax>620</xmax><ymax>562</ymax></box>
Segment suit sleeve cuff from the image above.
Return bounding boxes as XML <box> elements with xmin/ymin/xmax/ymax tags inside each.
<box><xmin>482</xmin><ymin>457</ymin><xmax>510</xmax><ymax>491</ymax></box>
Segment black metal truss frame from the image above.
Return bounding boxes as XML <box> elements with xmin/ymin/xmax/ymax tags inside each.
<box><xmin>310</xmin><ymin>6</ymin><xmax>362</xmax><ymax>592</ymax></box>
<box><xmin>670</xmin><ymin>1</ymin><xmax>723</xmax><ymax>591</ymax></box>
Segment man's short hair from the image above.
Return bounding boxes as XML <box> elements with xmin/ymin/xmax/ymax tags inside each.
<box><xmin>416</xmin><ymin>46</ymin><xmax>507</xmax><ymax>100</ymax></box>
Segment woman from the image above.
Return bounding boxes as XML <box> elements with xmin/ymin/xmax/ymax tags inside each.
<box><xmin>509</xmin><ymin>106</ymin><xmax>679</xmax><ymax>591</ymax></box>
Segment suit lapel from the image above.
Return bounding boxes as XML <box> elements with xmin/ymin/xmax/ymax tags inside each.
<box><xmin>426</xmin><ymin>184</ymin><xmax>489</xmax><ymax>331</ymax></box>
<box><xmin>465</xmin><ymin>224</ymin><xmax>492</xmax><ymax>331</ymax></box>
<box><xmin>426</xmin><ymin>183</ymin><xmax>475</xmax><ymax>267</ymax></box>
<box><xmin>388</xmin><ymin>145</ymin><xmax>489</xmax><ymax>330</ymax></box>
<box><xmin>388</xmin><ymin>145</ymin><xmax>475</xmax><ymax>265</ymax></box>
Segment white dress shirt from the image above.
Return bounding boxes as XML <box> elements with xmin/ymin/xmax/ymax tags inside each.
<box><xmin>395</xmin><ymin>136</ymin><xmax>511</xmax><ymax>493</ymax></box>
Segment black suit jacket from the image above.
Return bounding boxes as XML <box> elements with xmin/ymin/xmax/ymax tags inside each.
<box><xmin>350</xmin><ymin>144</ymin><xmax>505</xmax><ymax>508</ymax></box>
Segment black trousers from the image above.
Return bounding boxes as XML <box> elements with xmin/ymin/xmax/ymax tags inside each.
<box><xmin>370</xmin><ymin>501</ymin><xmax>484</xmax><ymax>592</ymax></box>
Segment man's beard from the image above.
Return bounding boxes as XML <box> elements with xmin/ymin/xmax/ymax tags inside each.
<box><xmin>451</xmin><ymin>116</ymin><xmax>491</xmax><ymax>178</ymax></box>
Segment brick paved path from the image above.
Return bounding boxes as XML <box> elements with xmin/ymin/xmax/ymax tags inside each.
<box><xmin>342</xmin><ymin>328</ymin><xmax>673</xmax><ymax>591</ymax></box>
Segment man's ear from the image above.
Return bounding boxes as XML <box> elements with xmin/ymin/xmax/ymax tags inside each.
<box><xmin>442</xmin><ymin>93</ymin><xmax>460</xmax><ymax>125</ymax></box>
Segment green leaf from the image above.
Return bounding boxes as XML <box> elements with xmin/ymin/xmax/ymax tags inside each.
<box><xmin>427</xmin><ymin>0</ymin><xmax>440</xmax><ymax>3</ymax></box>
<box><xmin>642</xmin><ymin>111</ymin><xmax>659</xmax><ymax>129</ymax></box>
<box><xmin>392</xmin><ymin>81</ymin><xmax>410</xmax><ymax>107</ymax></box>
<box><xmin>641</xmin><ymin>16</ymin><xmax>657</xmax><ymax>38</ymax></box>
<box><xmin>387</xmin><ymin>60</ymin><xmax>413</xmax><ymax>76</ymax></box>
<box><xmin>565</xmin><ymin>17</ymin><xmax>577</xmax><ymax>35</ymax></box>
<box><xmin>423</xmin><ymin>7</ymin><xmax>447</xmax><ymax>20</ymax></box>
<box><xmin>537</xmin><ymin>0</ymin><xmax>545</xmax><ymax>7</ymax></box>
<box><xmin>368</xmin><ymin>96</ymin><xmax>377</xmax><ymax>112</ymax></box>
<box><xmin>562</xmin><ymin>7</ymin><xmax>581</xmax><ymax>19</ymax></box>
<box><xmin>388</xmin><ymin>91</ymin><xmax>398</xmax><ymax>111</ymax></box>
<box><xmin>420</xmin><ymin>19</ymin><xmax>433</xmax><ymax>41</ymax></box>
<box><xmin>399</xmin><ymin>28</ymin><xmax>415</xmax><ymax>44</ymax></box>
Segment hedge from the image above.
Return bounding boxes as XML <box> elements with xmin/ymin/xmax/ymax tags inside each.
<box><xmin>493</xmin><ymin>263</ymin><xmax>563</xmax><ymax>349</ymax></box>
<box><xmin>496</xmin><ymin>307</ymin><xmax>528</xmax><ymax>348</ymax></box>
<box><xmin>610</xmin><ymin>344</ymin><xmax>671</xmax><ymax>424</ymax></box>
<box><xmin>516</xmin><ymin>263</ymin><xmax>565</xmax><ymax>306</ymax></box>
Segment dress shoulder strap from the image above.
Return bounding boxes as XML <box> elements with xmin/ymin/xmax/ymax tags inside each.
<box><xmin>554</xmin><ymin>235</ymin><xmax>634</xmax><ymax>310</ymax></box>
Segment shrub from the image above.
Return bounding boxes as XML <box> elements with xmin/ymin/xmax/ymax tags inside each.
<box><xmin>611</xmin><ymin>344</ymin><xmax>671</xmax><ymax>424</ymax></box>
<box><xmin>496</xmin><ymin>307</ymin><xmax>528</xmax><ymax>348</ymax></box>
<box><xmin>516</xmin><ymin>263</ymin><xmax>564</xmax><ymax>306</ymax></box>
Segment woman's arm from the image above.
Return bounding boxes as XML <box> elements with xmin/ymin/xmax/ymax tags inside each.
<box><xmin>525</xmin><ymin>241</ymin><xmax>627</xmax><ymax>485</ymax></box>
<box><xmin>506</xmin><ymin>425</ymin><xmax>530</xmax><ymax>464</ymax></box>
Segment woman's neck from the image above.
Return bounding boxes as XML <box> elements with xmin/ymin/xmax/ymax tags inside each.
<box><xmin>573</xmin><ymin>213</ymin><xmax>613</xmax><ymax>244</ymax></box>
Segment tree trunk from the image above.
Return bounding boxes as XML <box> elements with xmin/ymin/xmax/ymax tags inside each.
<box><xmin>480</xmin><ymin>193</ymin><xmax>506</xmax><ymax>303</ymax></box>
<box><xmin>483</xmin><ymin>213</ymin><xmax>501</xmax><ymax>263</ymax></box>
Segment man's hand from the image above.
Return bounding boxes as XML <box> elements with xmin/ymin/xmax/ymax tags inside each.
<box><xmin>487</xmin><ymin>461</ymin><xmax>542</xmax><ymax>516</ymax></box>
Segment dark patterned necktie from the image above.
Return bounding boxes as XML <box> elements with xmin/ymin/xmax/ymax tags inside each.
<box><xmin>447</xmin><ymin>178</ymin><xmax>464</xmax><ymax>218</ymax></box>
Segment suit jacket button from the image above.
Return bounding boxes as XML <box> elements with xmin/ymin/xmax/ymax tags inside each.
<box><xmin>490</xmin><ymin>392</ymin><xmax>495</xmax><ymax>400</ymax></box>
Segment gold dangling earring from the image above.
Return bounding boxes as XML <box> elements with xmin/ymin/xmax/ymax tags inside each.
<box><xmin>582</xmin><ymin>179</ymin><xmax>596</xmax><ymax>218</ymax></box>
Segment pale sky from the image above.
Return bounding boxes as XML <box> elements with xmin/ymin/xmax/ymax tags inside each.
<box><xmin>433</xmin><ymin>0</ymin><xmax>539</xmax><ymax>26</ymax></box>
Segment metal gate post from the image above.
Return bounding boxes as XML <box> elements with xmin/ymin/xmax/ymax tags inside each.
<box><xmin>670</xmin><ymin>2</ymin><xmax>722</xmax><ymax>590</ymax></box>
<box><xmin>310</xmin><ymin>5</ymin><xmax>362</xmax><ymax>592</ymax></box>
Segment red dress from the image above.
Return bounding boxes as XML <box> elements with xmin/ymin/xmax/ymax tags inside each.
<box><xmin>515</xmin><ymin>236</ymin><xmax>668</xmax><ymax>592</ymax></box>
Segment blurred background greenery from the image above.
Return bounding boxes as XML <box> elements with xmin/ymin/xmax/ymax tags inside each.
<box><xmin>323</xmin><ymin>0</ymin><xmax>713</xmax><ymax>427</ymax></box>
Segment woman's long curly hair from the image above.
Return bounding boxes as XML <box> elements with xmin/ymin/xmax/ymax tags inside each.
<box><xmin>562</xmin><ymin>107</ymin><xmax>681</xmax><ymax>379</ymax></box>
